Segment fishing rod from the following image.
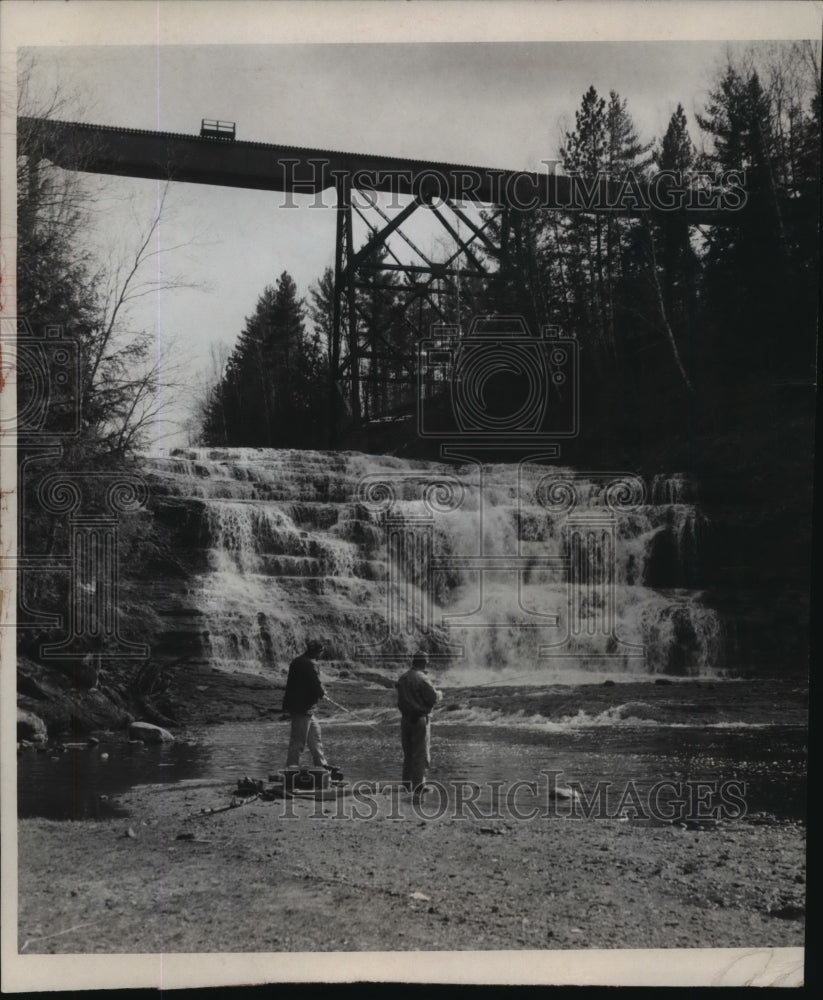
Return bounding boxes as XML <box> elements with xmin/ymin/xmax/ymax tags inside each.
<box><xmin>189</xmin><ymin>792</ymin><xmax>260</xmax><ymax>820</ymax></box>
<box><xmin>324</xmin><ymin>695</ymin><xmax>395</xmax><ymax>728</ymax></box>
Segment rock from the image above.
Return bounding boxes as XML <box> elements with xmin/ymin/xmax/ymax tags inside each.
<box><xmin>548</xmin><ymin>784</ymin><xmax>578</xmax><ymax>801</ymax></box>
<box><xmin>17</xmin><ymin>708</ymin><xmax>48</xmax><ymax>744</ymax></box>
<box><xmin>74</xmin><ymin>656</ymin><xmax>99</xmax><ymax>690</ymax></box>
<box><xmin>767</xmin><ymin>901</ymin><xmax>804</xmax><ymax>919</ymax></box>
<box><xmin>17</xmin><ymin>671</ymin><xmax>49</xmax><ymax>701</ymax></box>
<box><xmin>128</xmin><ymin>721</ymin><xmax>174</xmax><ymax>744</ymax></box>
<box><xmin>409</xmin><ymin>891</ymin><xmax>430</xmax><ymax>902</ymax></box>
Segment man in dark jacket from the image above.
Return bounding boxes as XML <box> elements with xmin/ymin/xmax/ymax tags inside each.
<box><xmin>396</xmin><ymin>650</ymin><xmax>440</xmax><ymax>800</ymax></box>
<box><xmin>283</xmin><ymin>639</ymin><xmax>329</xmax><ymax>768</ymax></box>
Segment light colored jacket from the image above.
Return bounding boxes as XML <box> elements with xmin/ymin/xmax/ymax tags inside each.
<box><xmin>396</xmin><ymin>667</ymin><xmax>439</xmax><ymax>718</ymax></box>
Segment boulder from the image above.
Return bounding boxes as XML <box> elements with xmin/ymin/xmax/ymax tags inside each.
<box><xmin>17</xmin><ymin>708</ymin><xmax>48</xmax><ymax>744</ymax></box>
<box><xmin>128</xmin><ymin>721</ymin><xmax>175</xmax><ymax>744</ymax></box>
<box><xmin>73</xmin><ymin>656</ymin><xmax>99</xmax><ymax>690</ymax></box>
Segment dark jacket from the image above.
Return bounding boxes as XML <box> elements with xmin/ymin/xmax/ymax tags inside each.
<box><xmin>282</xmin><ymin>654</ymin><xmax>325</xmax><ymax>714</ymax></box>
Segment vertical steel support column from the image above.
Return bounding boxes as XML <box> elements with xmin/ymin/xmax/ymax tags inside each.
<box><xmin>345</xmin><ymin>196</ymin><xmax>361</xmax><ymax>426</ymax></box>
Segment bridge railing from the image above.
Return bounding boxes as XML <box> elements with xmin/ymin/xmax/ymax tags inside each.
<box><xmin>200</xmin><ymin>119</ymin><xmax>236</xmax><ymax>140</ymax></box>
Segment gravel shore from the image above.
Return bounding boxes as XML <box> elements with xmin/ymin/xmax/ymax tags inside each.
<box><xmin>18</xmin><ymin>769</ymin><xmax>805</xmax><ymax>954</ymax></box>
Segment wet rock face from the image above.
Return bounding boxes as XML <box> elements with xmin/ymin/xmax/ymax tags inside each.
<box><xmin>144</xmin><ymin>449</ymin><xmax>729</xmax><ymax>680</ymax></box>
<box><xmin>129</xmin><ymin>721</ymin><xmax>175</xmax><ymax>743</ymax></box>
<box><xmin>17</xmin><ymin>656</ymin><xmax>138</xmax><ymax>737</ymax></box>
<box><xmin>17</xmin><ymin>708</ymin><xmax>48</xmax><ymax>744</ymax></box>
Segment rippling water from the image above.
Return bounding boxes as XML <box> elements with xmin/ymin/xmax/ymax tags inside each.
<box><xmin>18</xmin><ymin>717</ymin><xmax>806</xmax><ymax>823</ymax></box>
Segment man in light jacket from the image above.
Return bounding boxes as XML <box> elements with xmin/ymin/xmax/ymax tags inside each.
<box><xmin>282</xmin><ymin>639</ymin><xmax>329</xmax><ymax>768</ymax></box>
<box><xmin>396</xmin><ymin>650</ymin><xmax>440</xmax><ymax>800</ymax></box>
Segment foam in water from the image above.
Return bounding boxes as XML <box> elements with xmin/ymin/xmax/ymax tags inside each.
<box><xmin>146</xmin><ymin>448</ymin><xmax>726</xmax><ymax>681</ymax></box>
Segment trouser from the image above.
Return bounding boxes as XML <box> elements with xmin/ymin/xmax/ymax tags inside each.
<box><xmin>401</xmin><ymin>714</ymin><xmax>430</xmax><ymax>792</ymax></box>
<box><xmin>286</xmin><ymin>712</ymin><xmax>328</xmax><ymax>767</ymax></box>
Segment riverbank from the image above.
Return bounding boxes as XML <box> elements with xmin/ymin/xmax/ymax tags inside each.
<box><xmin>17</xmin><ymin>770</ymin><xmax>805</xmax><ymax>954</ymax></box>
<box><xmin>16</xmin><ymin>675</ymin><xmax>807</xmax><ymax>955</ymax></box>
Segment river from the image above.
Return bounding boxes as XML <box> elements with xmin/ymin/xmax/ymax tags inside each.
<box><xmin>18</xmin><ymin>709</ymin><xmax>806</xmax><ymax>824</ymax></box>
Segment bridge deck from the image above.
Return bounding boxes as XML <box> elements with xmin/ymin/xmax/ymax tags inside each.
<box><xmin>18</xmin><ymin>117</ymin><xmax>717</xmax><ymax>216</ymax></box>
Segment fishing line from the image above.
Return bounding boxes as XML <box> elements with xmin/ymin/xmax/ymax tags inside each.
<box><xmin>324</xmin><ymin>695</ymin><xmax>388</xmax><ymax>728</ymax></box>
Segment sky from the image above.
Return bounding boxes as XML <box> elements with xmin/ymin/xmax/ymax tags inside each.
<box><xmin>17</xmin><ymin>39</ymin><xmax>796</xmax><ymax>446</ymax></box>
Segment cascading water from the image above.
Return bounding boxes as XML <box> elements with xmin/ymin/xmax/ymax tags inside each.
<box><xmin>145</xmin><ymin>448</ymin><xmax>726</xmax><ymax>683</ymax></box>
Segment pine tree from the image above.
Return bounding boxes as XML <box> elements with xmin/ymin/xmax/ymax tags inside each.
<box><xmin>648</xmin><ymin>103</ymin><xmax>699</xmax><ymax>387</ymax></box>
<box><xmin>309</xmin><ymin>267</ymin><xmax>335</xmax><ymax>363</ymax></box>
<box><xmin>561</xmin><ymin>85</ymin><xmax>608</xmax><ymax>175</ymax></box>
<box><xmin>658</xmin><ymin>103</ymin><xmax>696</xmax><ymax>175</ymax></box>
<box><xmin>559</xmin><ymin>87</ymin><xmax>654</xmax><ymax>363</ymax></box>
<box><xmin>604</xmin><ymin>91</ymin><xmax>655</xmax><ymax>353</ymax></box>
<box><xmin>202</xmin><ymin>272</ymin><xmax>329</xmax><ymax>447</ymax></box>
<box><xmin>697</xmin><ymin>64</ymin><xmax>798</xmax><ymax>372</ymax></box>
<box><xmin>558</xmin><ymin>87</ymin><xmax>608</xmax><ymax>357</ymax></box>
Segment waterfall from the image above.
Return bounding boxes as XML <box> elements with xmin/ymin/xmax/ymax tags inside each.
<box><xmin>146</xmin><ymin>449</ymin><xmax>726</xmax><ymax>682</ymax></box>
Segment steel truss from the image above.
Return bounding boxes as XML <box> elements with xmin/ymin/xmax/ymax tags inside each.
<box><xmin>330</xmin><ymin>179</ymin><xmax>531</xmax><ymax>437</ymax></box>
